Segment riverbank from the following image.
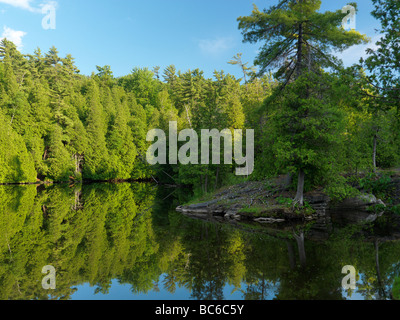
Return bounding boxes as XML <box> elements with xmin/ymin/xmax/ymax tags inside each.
<box><xmin>176</xmin><ymin>171</ymin><xmax>400</xmax><ymax>227</ymax></box>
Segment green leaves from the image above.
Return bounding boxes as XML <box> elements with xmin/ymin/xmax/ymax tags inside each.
<box><xmin>0</xmin><ymin>110</ymin><xmax>36</xmax><ymax>183</ymax></box>
<box><xmin>238</xmin><ymin>0</ymin><xmax>368</xmax><ymax>78</ymax></box>
<box><xmin>363</xmin><ymin>0</ymin><xmax>400</xmax><ymax>108</ymax></box>
<box><xmin>46</xmin><ymin>124</ymin><xmax>74</xmax><ymax>181</ymax></box>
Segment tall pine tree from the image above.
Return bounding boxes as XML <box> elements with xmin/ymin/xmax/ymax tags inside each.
<box><xmin>238</xmin><ymin>0</ymin><xmax>368</xmax><ymax>205</ymax></box>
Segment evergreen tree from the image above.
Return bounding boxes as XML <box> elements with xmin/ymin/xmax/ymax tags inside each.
<box><xmin>0</xmin><ymin>110</ymin><xmax>36</xmax><ymax>183</ymax></box>
<box><xmin>46</xmin><ymin>124</ymin><xmax>74</xmax><ymax>181</ymax></box>
<box><xmin>228</xmin><ymin>53</ymin><xmax>256</xmax><ymax>84</ymax></box>
<box><xmin>83</xmin><ymin>80</ymin><xmax>111</xmax><ymax>180</ymax></box>
<box><xmin>107</xmin><ymin>87</ymin><xmax>137</xmax><ymax>180</ymax></box>
<box><xmin>238</xmin><ymin>0</ymin><xmax>368</xmax><ymax>205</ymax></box>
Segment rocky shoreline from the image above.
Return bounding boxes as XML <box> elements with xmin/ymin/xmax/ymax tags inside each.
<box><xmin>176</xmin><ymin>177</ymin><xmax>400</xmax><ymax>228</ymax></box>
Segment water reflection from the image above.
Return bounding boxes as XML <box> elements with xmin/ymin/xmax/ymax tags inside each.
<box><xmin>0</xmin><ymin>183</ymin><xmax>400</xmax><ymax>300</ymax></box>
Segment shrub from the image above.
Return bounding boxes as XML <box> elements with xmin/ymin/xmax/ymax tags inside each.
<box><xmin>359</xmin><ymin>173</ymin><xmax>391</xmax><ymax>198</ymax></box>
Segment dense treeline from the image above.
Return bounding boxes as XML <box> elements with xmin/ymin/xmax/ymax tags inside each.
<box><xmin>0</xmin><ymin>39</ymin><xmax>273</xmax><ymax>188</ymax></box>
<box><xmin>0</xmin><ymin>0</ymin><xmax>399</xmax><ymax>203</ymax></box>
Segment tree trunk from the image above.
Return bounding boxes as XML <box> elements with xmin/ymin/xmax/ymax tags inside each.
<box><xmin>296</xmin><ymin>22</ymin><xmax>303</xmax><ymax>78</ymax></box>
<box><xmin>294</xmin><ymin>169</ymin><xmax>305</xmax><ymax>206</ymax></box>
<box><xmin>294</xmin><ymin>231</ymin><xmax>306</xmax><ymax>268</ymax></box>
<box><xmin>185</xmin><ymin>105</ymin><xmax>192</xmax><ymax>128</ymax></box>
<box><xmin>375</xmin><ymin>240</ymin><xmax>381</xmax><ymax>286</ymax></box>
<box><xmin>375</xmin><ymin>240</ymin><xmax>386</xmax><ymax>299</ymax></box>
<box><xmin>293</xmin><ymin>12</ymin><xmax>306</xmax><ymax>206</ymax></box>
<box><xmin>43</xmin><ymin>147</ymin><xmax>49</xmax><ymax>161</ymax></box>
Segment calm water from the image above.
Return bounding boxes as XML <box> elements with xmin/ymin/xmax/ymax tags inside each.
<box><xmin>0</xmin><ymin>182</ymin><xmax>399</xmax><ymax>300</ymax></box>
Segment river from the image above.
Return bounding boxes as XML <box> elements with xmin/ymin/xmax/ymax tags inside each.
<box><xmin>0</xmin><ymin>182</ymin><xmax>399</xmax><ymax>300</ymax></box>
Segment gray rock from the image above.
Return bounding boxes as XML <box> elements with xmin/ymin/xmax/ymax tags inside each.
<box><xmin>327</xmin><ymin>193</ymin><xmax>385</xmax><ymax>225</ymax></box>
<box><xmin>330</xmin><ymin>193</ymin><xmax>379</xmax><ymax>210</ymax></box>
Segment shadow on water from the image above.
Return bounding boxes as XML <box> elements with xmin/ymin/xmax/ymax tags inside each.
<box><xmin>1</xmin><ymin>183</ymin><xmax>400</xmax><ymax>300</ymax></box>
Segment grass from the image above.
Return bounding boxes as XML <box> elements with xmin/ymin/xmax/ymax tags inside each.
<box><xmin>181</xmin><ymin>191</ymin><xmax>215</xmax><ymax>206</ymax></box>
<box><xmin>238</xmin><ymin>205</ymin><xmax>267</xmax><ymax>216</ymax></box>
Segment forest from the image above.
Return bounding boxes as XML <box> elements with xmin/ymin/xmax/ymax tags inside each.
<box><xmin>0</xmin><ymin>0</ymin><xmax>399</xmax><ymax>207</ymax></box>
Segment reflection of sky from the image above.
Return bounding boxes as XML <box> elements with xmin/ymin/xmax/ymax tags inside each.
<box><xmin>70</xmin><ymin>275</ymin><xmax>279</xmax><ymax>300</ymax></box>
<box><xmin>71</xmin><ymin>278</ymin><xmax>190</xmax><ymax>300</ymax></box>
<box><xmin>69</xmin><ymin>274</ymin><xmax>395</xmax><ymax>300</ymax></box>
<box><xmin>341</xmin><ymin>273</ymin><xmax>393</xmax><ymax>300</ymax></box>
<box><xmin>342</xmin><ymin>287</ymin><xmax>366</xmax><ymax>301</ymax></box>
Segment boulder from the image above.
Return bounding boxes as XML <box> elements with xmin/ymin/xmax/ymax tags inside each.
<box><xmin>331</xmin><ymin>193</ymin><xmax>379</xmax><ymax>210</ymax></box>
<box><xmin>328</xmin><ymin>193</ymin><xmax>385</xmax><ymax>225</ymax></box>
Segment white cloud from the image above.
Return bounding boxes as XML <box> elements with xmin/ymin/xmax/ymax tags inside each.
<box><xmin>1</xmin><ymin>26</ymin><xmax>27</xmax><ymax>49</ymax></box>
<box><xmin>335</xmin><ymin>34</ymin><xmax>383</xmax><ymax>66</ymax></box>
<box><xmin>0</xmin><ymin>0</ymin><xmax>35</xmax><ymax>12</ymax></box>
<box><xmin>0</xmin><ymin>0</ymin><xmax>57</xmax><ymax>13</ymax></box>
<box><xmin>198</xmin><ymin>37</ymin><xmax>235</xmax><ymax>57</ymax></box>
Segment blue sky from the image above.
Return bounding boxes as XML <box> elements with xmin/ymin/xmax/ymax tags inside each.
<box><xmin>0</xmin><ymin>0</ymin><xmax>382</xmax><ymax>80</ymax></box>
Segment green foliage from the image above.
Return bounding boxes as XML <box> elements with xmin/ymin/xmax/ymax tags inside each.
<box><xmin>237</xmin><ymin>0</ymin><xmax>368</xmax><ymax>77</ymax></box>
<box><xmin>324</xmin><ymin>175</ymin><xmax>360</xmax><ymax>203</ymax></box>
<box><xmin>0</xmin><ymin>42</ymin><xmax>265</xmax><ymax>188</ymax></box>
<box><xmin>359</xmin><ymin>173</ymin><xmax>391</xmax><ymax>196</ymax></box>
<box><xmin>1</xmin><ymin>0</ymin><xmax>400</xmax><ymax>302</ymax></box>
<box><xmin>46</xmin><ymin>124</ymin><xmax>74</xmax><ymax>181</ymax></box>
<box><xmin>237</xmin><ymin>0</ymin><xmax>371</xmax><ymax>205</ymax></box>
<box><xmin>392</xmin><ymin>277</ymin><xmax>400</xmax><ymax>300</ymax></box>
<box><xmin>0</xmin><ymin>110</ymin><xmax>36</xmax><ymax>183</ymax></box>
<box><xmin>0</xmin><ymin>0</ymin><xmax>399</xmax><ymax>209</ymax></box>
<box><xmin>1</xmin><ymin>183</ymin><xmax>400</xmax><ymax>300</ymax></box>
<box><xmin>390</xmin><ymin>205</ymin><xmax>400</xmax><ymax>216</ymax></box>
<box><xmin>238</xmin><ymin>206</ymin><xmax>265</xmax><ymax>215</ymax></box>
<box><xmin>275</xmin><ymin>195</ymin><xmax>315</xmax><ymax>215</ymax></box>
<box><xmin>276</xmin><ymin>196</ymin><xmax>293</xmax><ymax>206</ymax></box>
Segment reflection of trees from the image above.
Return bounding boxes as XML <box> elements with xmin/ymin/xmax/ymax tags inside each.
<box><xmin>178</xmin><ymin>222</ymin><xmax>229</xmax><ymax>300</ymax></box>
<box><xmin>2</xmin><ymin>184</ymin><xmax>400</xmax><ymax>300</ymax></box>
<box><xmin>356</xmin><ymin>239</ymin><xmax>400</xmax><ymax>300</ymax></box>
<box><xmin>0</xmin><ymin>183</ymin><xmax>159</xmax><ymax>299</ymax></box>
<box><xmin>293</xmin><ymin>231</ymin><xmax>306</xmax><ymax>268</ymax></box>
<box><xmin>374</xmin><ymin>240</ymin><xmax>387</xmax><ymax>300</ymax></box>
<box><xmin>243</xmin><ymin>276</ymin><xmax>273</xmax><ymax>300</ymax></box>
